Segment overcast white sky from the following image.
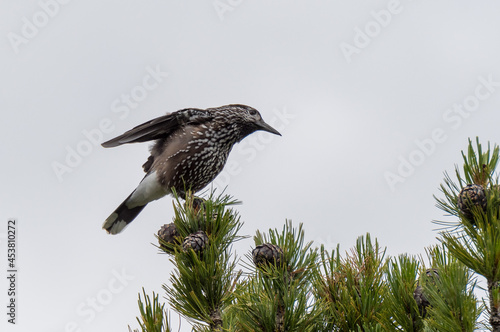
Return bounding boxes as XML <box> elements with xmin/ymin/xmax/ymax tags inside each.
<box><xmin>2</xmin><ymin>1</ymin><xmax>500</xmax><ymax>331</ymax></box>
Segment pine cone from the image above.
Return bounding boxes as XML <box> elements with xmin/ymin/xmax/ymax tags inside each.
<box><xmin>457</xmin><ymin>184</ymin><xmax>487</xmax><ymax>223</ymax></box>
<box><xmin>158</xmin><ymin>223</ymin><xmax>182</xmax><ymax>253</ymax></box>
<box><xmin>182</xmin><ymin>231</ymin><xmax>209</xmax><ymax>253</ymax></box>
<box><xmin>413</xmin><ymin>285</ymin><xmax>430</xmax><ymax>316</ymax></box>
<box><xmin>424</xmin><ymin>268</ymin><xmax>439</xmax><ymax>281</ymax></box>
<box><xmin>252</xmin><ymin>243</ymin><xmax>284</xmax><ymax>268</ymax></box>
<box><xmin>413</xmin><ymin>268</ymin><xmax>439</xmax><ymax>317</ymax></box>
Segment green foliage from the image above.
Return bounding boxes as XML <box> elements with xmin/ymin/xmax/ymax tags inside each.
<box><xmin>134</xmin><ymin>215</ymin><xmax>483</xmax><ymax>332</ymax></box>
<box><xmin>421</xmin><ymin>246</ymin><xmax>481</xmax><ymax>332</ymax></box>
<box><xmin>385</xmin><ymin>254</ymin><xmax>423</xmax><ymax>331</ymax></box>
<box><xmin>232</xmin><ymin>221</ymin><xmax>322</xmax><ymax>332</ymax></box>
<box><xmin>128</xmin><ymin>288</ymin><xmax>171</xmax><ymax>332</ymax></box>
<box><xmin>132</xmin><ymin>137</ymin><xmax>500</xmax><ymax>331</ymax></box>
<box><xmin>162</xmin><ymin>191</ymin><xmax>244</xmax><ymax>331</ymax></box>
<box><xmin>253</xmin><ymin>221</ymin><xmax>319</xmax><ymax>291</ymax></box>
<box><xmin>434</xmin><ymin>138</ymin><xmax>499</xmax><ymax>330</ymax></box>
<box><xmin>435</xmin><ymin>137</ymin><xmax>499</xmax><ymax>223</ymax></box>
<box><xmin>313</xmin><ymin>234</ymin><xmax>388</xmax><ymax>331</ymax></box>
<box><xmin>167</xmin><ymin>189</ymin><xmax>245</xmax><ymax>253</ymax></box>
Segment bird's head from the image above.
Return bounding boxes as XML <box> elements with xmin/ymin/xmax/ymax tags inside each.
<box><xmin>212</xmin><ymin>104</ymin><xmax>282</xmax><ymax>139</ymax></box>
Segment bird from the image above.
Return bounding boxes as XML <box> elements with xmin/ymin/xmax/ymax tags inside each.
<box><xmin>101</xmin><ymin>104</ymin><xmax>281</xmax><ymax>234</ymax></box>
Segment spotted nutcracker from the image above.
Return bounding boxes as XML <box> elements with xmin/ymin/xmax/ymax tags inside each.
<box><xmin>102</xmin><ymin>104</ymin><xmax>281</xmax><ymax>234</ymax></box>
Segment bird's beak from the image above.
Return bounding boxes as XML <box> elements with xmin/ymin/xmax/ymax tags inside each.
<box><xmin>257</xmin><ymin>120</ymin><xmax>281</xmax><ymax>136</ymax></box>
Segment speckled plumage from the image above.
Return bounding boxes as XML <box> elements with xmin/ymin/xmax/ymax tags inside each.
<box><xmin>102</xmin><ymin>104</ymin><xmax>281</xmax><ymax>234</ymax></box>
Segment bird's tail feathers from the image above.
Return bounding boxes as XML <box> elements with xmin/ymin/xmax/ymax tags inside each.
<box><xmin>102</xmin><ymin>192</ymin><xmax>147</xmax><ymax>235</ymax></box>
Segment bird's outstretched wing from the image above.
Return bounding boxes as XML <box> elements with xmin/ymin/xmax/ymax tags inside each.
<box><xmin>101</xmin><ymin>108</ymin><xmax>213</xmax><ymax>148</ymax></box>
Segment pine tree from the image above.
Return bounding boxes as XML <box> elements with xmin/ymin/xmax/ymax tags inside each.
<box><xmin>127</xmin><ymin>138</ymin><xmax>497</xmax><ymax>331</ymax></box>
<box><xmin>160</xmin><ymin>191</ymin><xmax>244</xmax><ymax>331</ymax></box>
<box><xmin>435</xmin><ymin>138</ymin><xmax>500</xmax><ymax>331</ymax></box>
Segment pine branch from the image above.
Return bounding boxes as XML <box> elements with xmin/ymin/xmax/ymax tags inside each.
<box><xmin>161</xmin><ymin>191</ymin><xmax>244</xmax><ymax>331</ymax></box>
<box><xmin>434</xmin><ymin>138</ymin><xmax>499</xmax><ymax>330</ymax></box>
<box><xmin>128</xmin><ymin>288</ymin><xmax>171</xmax><ymax>332</ymax></box>
<box><xmin>385</xmin><ymin>254</ymin><xmax>423</xmax><ymax>331</ymax></box>
<box><xmin>313</xmin><ymin>234</ymin><xmax>388</xmax><ymax>331</ymax></box>
<box><xmin>233</xmin><ymin>221</ymin><xmax>321</xmax><ymax>332</ymax></box>
<box><xmin>128</xmin><ymin>137</ymin><xmax>500</xmax><ymax>332</ymax></box>
<box><xmin>421</xmin><ymin>245</ymin><xmax>482</xmax><ymax>332</ymax></box>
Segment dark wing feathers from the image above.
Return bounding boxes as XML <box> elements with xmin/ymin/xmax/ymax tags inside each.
<box><xmin>142</xmin><ymin>155</ymin><xmax>154</xmax><ymax>173</ymax></box>
<box><xmin>101</xmin><ymin>109</ymin><xmax>213</xmax><ymax>148</ymax></box>
<box><xmin>101</xmin><ymin>114</ymin><xmax>176</xmax><ymax>147</ymax></box>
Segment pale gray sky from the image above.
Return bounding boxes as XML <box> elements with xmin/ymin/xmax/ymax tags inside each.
<box><xmin>2</xmin><ymin>1</ymin><xmax>500</xmax><ymax>331</ymax></box>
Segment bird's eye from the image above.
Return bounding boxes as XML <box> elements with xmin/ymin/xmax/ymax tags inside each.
<box><xmin>249</xmin><ymin>109</ymin><xmax>257</xmax><ymax>116</ymax></box>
